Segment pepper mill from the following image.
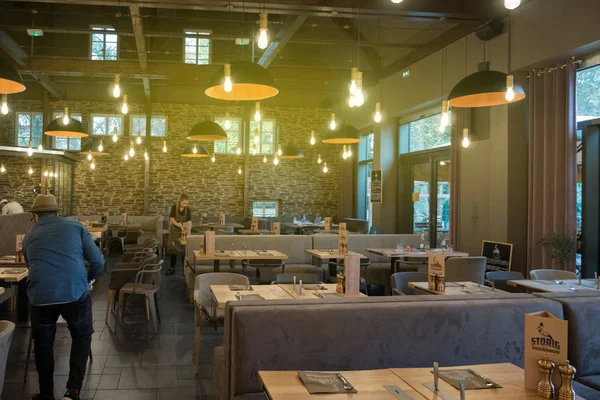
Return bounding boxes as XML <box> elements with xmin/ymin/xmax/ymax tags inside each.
<box><xmin>558</xmin><ymin>360</ymin><xmax>577</xmax><ymax>400</ymax></box>
<box><xmin>537</xmin><ymin>356</ymin><xmax>556</xmax><ymax>399</ymax></box>
<box><xmin>336</xmin><ymin>271</ymin><xmax>345</xmax><ymax>294</ymax></box>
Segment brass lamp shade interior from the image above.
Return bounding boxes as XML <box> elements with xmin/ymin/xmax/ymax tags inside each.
<box><xmin>205</xmin><ymin>61</ymin><xmax>279</xmax><ymax>101</ymax></box>
<box><xmin>0</xmin><ymin>57</ymin><xmax>26</xmax><ymax>94</ymax></box>
<box><xmin>81</xmin><ymin>138</ymin><xmax>110</xmax><ymax>156</ymax></box>
<box><xmin>448</xmin><ymin>62</ymin><xmax>526</xmax><ymax>108</ymax></box>
<box><xmin>279</xmin><ymin>145</ymin><xmax>305</xmax><ymax>159</ymax></box>
<box><xmin>322</xmin><ymin>124</ymin><xmax>361</xmax><ymax>144</ymax></box>
<box><xmin>45</xmin><ymin>117</ymin><xmax>88</xmax><ymax>138</ymax></box>
<box><xmin>187</xmin><ymin>121</ymin><xmax>228</xmax><ymax>141</ymax></box>
<box><xmin>181</xmin><ymin>143</ymin><xmax>210</xmax><ymax>158</ymax></box>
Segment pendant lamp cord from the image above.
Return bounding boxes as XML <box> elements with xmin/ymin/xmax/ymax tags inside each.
<box><xmin>464</xmin><ymin>35</ymin><xmax>468</xmax><ymax>77</ymax></box>
<box><xmin>356</xmin><ymin>0</ymin><xmax>360</xmax><ymax>70</ymax></box>
<box><xmin>507</xmin><ymin>15</ymin><xmax>512</xmax><ymax>73</ymax></box>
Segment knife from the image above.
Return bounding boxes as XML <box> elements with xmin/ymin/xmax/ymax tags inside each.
<box><xmin>383</xmin><ymin>385</ymin><xmax>414</xmax><ymax>400</ymax></box>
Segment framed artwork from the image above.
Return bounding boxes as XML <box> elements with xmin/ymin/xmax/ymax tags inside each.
<box><xmin>481</xmin><ymin>240</ymin><xmax>513</xmax><ymax>271</ymax></box>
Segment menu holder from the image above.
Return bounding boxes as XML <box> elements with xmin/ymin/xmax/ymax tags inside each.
<box><xmin>120</xmin><ymin>213</ymin><xmax>127</xmax><ymax>227</ymax></box>
<box><xmin>338</xmin><ymin>230</ymin><xmax>348</xmax><ymax>254</ymax></box>
<box><xmin>219</xmin><ymin>213</ymin><xmax>226</xmax><ymax>226</ymax></box>
<box><xmin>344</xmin><ymin>255</ymin><xmax>360</xmax><ymax>295</ymax></box>
<box><xmin>338</xmin><ymin>222</ymin><xmax>347</xmax><ymax>231</ymax></box>
<box><xmin>428</xmin><ymin>253</ymin><xmax>446</xmax><ymax>292</ymax></box>
<box><xmin>297</xmin><ymin>371</ymin><xmax>357</xmax><ymax>394</ymax></box>
<box><xmin>234</xmin><ymin>294</ymin><xmax>264</xmax><ymax>301</ymax></box>
<box><xmin>204</xmin><ymin>231</ymin><xmax>215</xmax><ymax>255</ymax></box>
<box><xmin>251</xmin><ymin>217</ymin><xmax>259</xmax><ymax>232</ymax></box>
<box><xmin>324</xmin><ymin>217</ymin><xmax>332</xmax><ymax>231</ymax></box>
<box><xmin>229</xmin><ymin>285</ymin><xmax>253</xmax><ymax>291</ymax></box>
<box><xmin>272</xmin><ymin>222</ymin><xmax>280</xmax><ymax>235</ymax></box>
<box><xmin>15</xmin><ymin>235</ymin><xmax>24</xmax><ymax>251</ymax></box>
<box><xmin>436</xmin><ymin>369</ymin><xmax>502</xmax><ymax>390</ymax></box>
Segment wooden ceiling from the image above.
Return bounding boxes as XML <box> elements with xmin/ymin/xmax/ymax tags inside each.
<box><xmin>0</xmin><ymin>0</ymin><xmax>520</xmax><ymax>107</ymax></box>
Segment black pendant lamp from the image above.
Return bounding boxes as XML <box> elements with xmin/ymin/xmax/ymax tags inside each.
<box><xmin>448</xmin><ymin>62</ymin><xmax>525</xmax><ymax>108</ymax></box>
<box><xmin>0</xmin><ymin>56</ymin><xmax>26</xmax><ymax>94</ymax></box>
<box><xmin>81</xmin><ymin>137</ymin><xmax>110</xmax><ymax>156</ymax></box>
<box><xmin>181</xmin><ymin>143</ymin><xmax>210</xmax><ymax>158</ymax></box>
<box><xmin>322</xmin><ymin>124</ymin><xmax>361</xmax><ymax>144</ymax></box>
<box><xmin>45</xmin><ymin>109</ymin><xmax>88</xmax><ymax>138</ymax></box>
<box><xmin>205</xmin><ymin>61</ymin><xmax>278</xmax><ymax>101</ymax></box>
<box><xmin>186</xmin><ymin>120</ymin><xmax>228</xmax><ymax>141</ymax></box>
<box><xmin>279</xmin><ymin>145</ymin><xmax>305</xmax><ymax>159</ymax></box>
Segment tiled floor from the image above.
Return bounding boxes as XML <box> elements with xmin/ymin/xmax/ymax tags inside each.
<box><xmin>2</xmin><ymin>257</ymin><xmax>221</xmax><ymax>400</ymax></box>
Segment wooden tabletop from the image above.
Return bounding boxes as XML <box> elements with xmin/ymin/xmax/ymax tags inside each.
<box><xmin>282</xmin><ymin>223</ymin><xmax>325</xmax><ymax>229</ymax></box>
<box><xmin>108</xmin><ymin>224</ymin><xmax>142</xmax><ymax>230</ymax></box>
<box><xmin>390</xmin><ymin>363</ymin><xmax>586</xmax><ymax>400</ymax></box>
<box><xmin>259</xmin><ymin>369</ymin><xmax>426</xmax><ymax>400</ymax></box>
<box><xmin>194</xmin><ymin>223</ymin><xmax>245</xmax><ymax>229</ymax></box>
<box><xmin>194</xmin><ymin>249</ymin><xmax>288</xmax><ymax>261</ymax></box>
<box><xmin>507</xmin><ymin>279</ymin><xmax>600</xmax><ymax>292</ymax></box>
<box><xmin>85</xmin><ymin>225</ymin><xmax>107</xmax><ymax>233</ymax></box>
<box><xmin>0</xmin><ymin>267</ymin><xmax>29</xmax><ymax>282</ymax></box>
<box><xmin>238</xmin><ymin>229</ymin><xmax>273</xmax><ymax>235</ymax></box>
<box><xmin>0</xmin><ymin>257</ymin><xmax>26</xmax><ymax>266</ymax></box>
<box><xmin>278</xmin><ymin>284</ymin><xmax>367</xmax><ymax>299</ymax></box>
<box><xmin>210</xmin><ymin>285</ymin><xmax>293</xmax><ymax>308</ymax></box>
<box><xmin>366</xmin><ymin>248</ymin><xmax>469</xmax><ymax>258</ymax></box>
<box><xmin>306</xmin><ymin>249</ymin><xmax>365</xmax><ymax>259</ymax></box>
<box><xmin>409</xmin><ymin>281</ymin><xmax>508</xmax><ymax>295</ymax></box>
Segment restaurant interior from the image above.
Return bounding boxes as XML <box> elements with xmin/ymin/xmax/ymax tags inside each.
<box><xmin>0</xmin><ymin>0</ymin><xmax>600</xmax><ymax>398</ymax></box>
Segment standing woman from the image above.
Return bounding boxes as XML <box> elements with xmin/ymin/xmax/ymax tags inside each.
<box><xmin>166</xmin><ymin>194</ymin><xmax>192</xmax><ymax>275</ymax></box>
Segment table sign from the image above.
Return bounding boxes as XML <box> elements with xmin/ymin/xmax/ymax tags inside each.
<box><xmin>272</xmin><ymin>222</ymin><xmax>280</xmax><ymax>235</ymax></box>
<box><xmin>219</xmin><ymin>213</ymin><xmax>226</xmax><ymax>226</ymax></box>
<box><xmin>344</xmin><ymin>255</ymin><xmax>360</xmax><ymax>295</ymax></box>
<box><xmin>251</xmin><ymin>217</ymin><xmax>259</xmax><ymax>232</ymax></box>
<box><xmin>338</xmin><ymin>229</ymin><xmax>348</xmax><ymax>254</ymax></box>
<box><xmin>120</xmin><ymin>213</ymin><xmax>127</xmax><ymax>226</ymax></box>
<box><xmin>428</xmin><ymin>253</ymin><xmax>446</xmax><ymax>292</ymax></box>
<box><xmin>338</xmin><ymin>222</ymin><xmax>347</xmax><ymax>231</ymax></box>
<box><xmin>15</xmin><ymin>235</ymin><xmax>24</xmax><ymax>251</ymax></box>
<box><xmin>324</xmin><ymin>217</ymin><xmax>332</xmax><ymax>231</ymax></box>
<box><xmin>370</xmin><ymin>169</ymin><xmax>382</xmax><ymax>203</ymax></box>
<box><xmin>204</xmin><ymin>231</ymin><xmax>215</xmax><ymax>254</ymax></box>
<box><xmin>524</xmin><ymin>311</ymin><xmax>568</xmax><ymax>390</ymax></box>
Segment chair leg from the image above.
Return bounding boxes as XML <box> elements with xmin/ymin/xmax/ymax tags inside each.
<box><xmin>120</xmin><ymin>294</ymin><xmax>127</xmax><ymax>323</ymax></box>
<box><xmin>194</xmin><ymin>326</ymin><xmax>201</xmax><ymax>375</ymax></box>
<box><xmin>145</xmin><ymin>297</ymin><xmax>151</xmax><ymax>321</ymax></box>
<box><xmin>105</xmin><ymin>290</ymin><xmax>114</xmax><ymax>323</ymax></box>
<box><xmin>154</xmin><ymin>293</ymin><xmax>161</xmax><ymax>325</ymax></box>
<box><xmin>147</xmin><ymin>295</ymin><xmax>158</xmax><ymax>334</ymax></box>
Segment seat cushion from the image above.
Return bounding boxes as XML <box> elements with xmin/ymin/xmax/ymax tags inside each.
<box><xmin>234</xmin><ymin>394</ymin><xmax>268</xmax><ymax>400</ymax></box>
<box><xmin>578</xmin><ymin>375</ymin><xmax>600</xmax><ymax>392</ymax></box>
<box><xmin>274</xmin><ymin>265</ymin><xmax>324</xmax><ymax>282</ymax></box>
<box><xmin>574</xmin><ymin>380</ymin><xmax>600</xmax><ymax>400</ymax></box>
<box><xmin>363</xmin><ymin>263</ymin><xmax>392</xmax><ymax>286</ymax></box>
<box><xmin>213</xmin><ymin>346</ymin><xmax>227</xmax><ymax>400</ymax></box>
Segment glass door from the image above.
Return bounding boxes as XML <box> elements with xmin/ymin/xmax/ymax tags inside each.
<box><xmin>435</xmin><ymin>158</ymin><xmax>451</xmax><ymax>248</ymax></box>
<box><xmin>412</xmin><ymin>162</ymin><xmax>431</xmax><ymax>243</ymax></box>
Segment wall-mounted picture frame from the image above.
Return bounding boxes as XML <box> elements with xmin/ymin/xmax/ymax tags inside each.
<box><xmin>481</xmin><ymin>240</ymin><xmax>513</xmax><ymax>271</ymax></box>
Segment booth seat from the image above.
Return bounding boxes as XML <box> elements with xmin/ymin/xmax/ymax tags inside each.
<box><xmin>0</xmin><ymin>213</ymin><xmax>32</xmax><ymax>307</ymax></box>
<box><xmin>214</xmin><ymin>294</ymin><xmax>563</xmax><ymax>400</ymax></box>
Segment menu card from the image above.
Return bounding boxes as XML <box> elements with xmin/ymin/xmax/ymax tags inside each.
<box><xmin>120</xmin><ymin>213</ymin><xmax>127</xmax><ymax>227</ymax></box>
<box><xmin>297</xmin><ymin>371</ymin><xmax>357</xmax><ymax>394</ymax></box>
<box><xmin>344</xmin><ymin>255</ymin><xmax>360</xmax><ymax>295</ymax></box>
<box><xmin>324</xmin><ymin>217</ymin><xmax>332</xmax><ymax>231</ymax></box>
<box><xmin>338</xmin><ymin>230</ymin><xmax>348</xmax><ymax>254</ymax></box>
<box><xmin>272</xmin><ymin>222</ymin><xmax>280</xmax><ymax>235</ymax></box>
<box><xmin>15</xmin><ymin>235</ymin><xmax>25</xmax><ymax>251</ymax></box>
<box><xmin>219</xmin><ymin>213</ymin><xmax>225</xmax><ymax>226</ymax></box>
<box><xmin>204</xmin><ymin>231</ymin><xmax>215</xmax><ymax>254</ymax></box>
<box><xmin>428</xmin><ymin>253</ymin><xmax>446</xmax><ymax>292</ymax></box>
<box><xmin>251</xmin><ymin>217</ymin><xmax>259</xmax><ymax>232</ymax></box>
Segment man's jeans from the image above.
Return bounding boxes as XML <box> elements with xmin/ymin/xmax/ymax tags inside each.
<box><xmin>31</xmin><ymin>291</ymin><xmax>94</xmax><ymax>396</ymax></box>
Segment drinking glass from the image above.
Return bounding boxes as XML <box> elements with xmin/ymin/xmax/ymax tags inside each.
<box><xmin>396</xmin><ymin>243</ymin><xmax>405</xmax><ymax>252</ymax></box>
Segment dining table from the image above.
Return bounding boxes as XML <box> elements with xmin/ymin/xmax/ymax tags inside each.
<box><xmin>365</xmin><ymin>248</ymin><xmax>469</xmax><ymax>274</ymax></box>
<box><xmin>0</xmin><ymin>262</ymin><xmax>29</xmax><ymax>322</ymax></box>
<box><xmin>305</xmin><ymin>249</ymin><xmax>365</xmax><ymax>283</ymax></box>
<box><xmin>238</xmin><ymin>229</ymin><xmax>273</xmax><ymax>235</ymax></box>
<box><xmin>193</xmin><ymin>222</ymin><xmax>245</xmax><ymax>231</ymax></box>
<box><xmin>507</xmin><ymin>278</ymin><xmax>600</xmax><ymax>293</ymax></box>
<box><xmin>278</xmin><ymin>283</ymin><xmax>367</xmax><ymax>299</ymax></box>
<box><xmin>193</xmin><ymin>249</ymin><xmax>288</xmax><ymax>272</ymax></box>
<box><xmin>409</xmin><ymin>281</ymin><xmax>508</xmax><ymax>295</ymax></box>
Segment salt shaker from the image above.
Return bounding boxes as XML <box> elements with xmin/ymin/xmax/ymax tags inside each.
<box><xmin>558</xmin><ymin>361</ymin><xmax>576</xmax><ymax>400</ymax></box>
<box><xmin>537</xmin><ymin>356</ymin><xmax>556</xmax><ymax>399</ymax></box>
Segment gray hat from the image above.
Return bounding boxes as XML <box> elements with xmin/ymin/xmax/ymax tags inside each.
<box><xmin>0</xmin><ymin>199</ymin><xmax>7</xmax><ymax>205</ymax></box>
<box><xmin>31</xmin><ymin>194</ymin><xmax>58</xmax><ymax>213</ymax></box>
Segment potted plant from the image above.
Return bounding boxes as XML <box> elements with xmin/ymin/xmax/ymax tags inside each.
<box><xmin>537</xmin><ymin>233</ymin><xmax>577</xmax><ymax>264</ymax></box>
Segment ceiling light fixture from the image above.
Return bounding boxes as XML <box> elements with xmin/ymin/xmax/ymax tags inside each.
<box><xmin>277</xmin><ymin>144</ymin><xmax>282</xmax><ymax>157</ymax></box>
<box><xmin>28</xmin><ymin>166</ymin><xmax>33</xmax><ymax>175</ymax></box>
<box><xmin>323</xmin><ymin>162</ymin><xmax>328</xmax><ymax>173</ymax></box>
<box><xmin>323</xmin><ymin>123</ymin><xmax>362</xmax><ymax>144</ymax></box>
<box><xmin>1</xmin><ymin>94</ymin><xmax>8</xmax><ymax>115</ymax></box>
<box><xmin>136</xmin><ymin>135</ymin><xmax>142</xmax><ymax>145</ymax></box>
<box><xmin>258</xmin><ymin>13</ymin><xmax>269</xmax><ymax>50</ymax></box>
<box><xmin>505</xmin><ymin>16</ymin><xmax>516</xmax><ymax>102</ymax></box>
<box><xmin>236</xmin><ymin>146</ymin><xmax>242</xmax><ymax>155</ymax></box>
<box><xmin>87</xmin><ymin>151</ymin><xmax>92</xmax><ymax>161</ymax></box>
<box><xmin>181</xmin><ymin>143</ymin><xmax>210</xmax><ymax>158</ymax></box>
<box><xmin>391</xmin><ymin>0</ymin><xmax>404</xmax><ymax>3</ymax></box>
<box><xmin>162</xmin><ymin>140</ymin><xmax>167</xmax><ymax>153</ymax></box>
<box><xmin>504</xmin><ymin>0</ymin><xmax>521</xmax><ymax>10</ymax></box>
<box><xmin>254</xmin><ymin>128</ymin><xmax>260</xmax><ymax>144</ymax></box>
<box><xmin>310</xmin><ymin>130</ymin><xmax>316</xmax><ymax>145</ymax></box>
<box><xmin>347</xmin><ymin>145</ymin><xmax>352</xmax><ymax>157</ymax></box>
<box><xmin>211</xmin><ymin>153</ymin><xmax>216</xmax><ymax>163</ymax></box>
<box><xmin>27</xmin><ymin>140</ymin><xmax>33</xmax><ymax>156</ymax></box>
<box><xmin>224</xmin><ymin>112</ymin><xmax>232</xmax><ymax>130</ymax></box>
<box><xmin>0</xmin><ymin>56</ymin><xmax>26</xmax><ymax>94</ymax></box>
<box><xmin>62</xmin><ymin>107</ymin><xmax>70</xmax><ymax>125</ymax></box>
<box><xmin>45</xmin><ymin>108</ymin><xmax>88</xmax><ymax>138</ymax></box>
<box><xmin>121</xmin><ymin>94</ymin><xmax>128</xmax><ymax>114</ymax></box>
<box><xmin>112</xmin><ymin>73</ymin><xmax>121</xmax><ymax>98</ymax></box>
<box><xmin>329</xmin><ymin>113</ymin><xmax>336</xmax><ymax>130</ymax></box>
<box><xmin>238</xmin><ymin>165</ymin><xmax>243</xmax><ymax>175</ymax></box>
<box><xmin>81</xmin><ymin>138</ymin><xmax>110</xmax><ymax>156</ymax></box>
<box><xmin>263</xmin><ymin>155</ymin><xmax>267</xmax><ymax>163</ymax></box>
<box><xmin>98</xmin><ymin>139</ymin><xmax>104</xmax><ymax>152</ymax></box>
<box><xmin>317</xmin><ymin>154</ymin><xmax>322</xmax><ymax>164</ymax></box>
<box><xmin>342</xmin><ymin>145</ymin><xmax>348</xmax><ymax>159</ymax></box>
<box><xmin>0</xmin><ymin>165</ymin><xmax>5</xmax><ymax>173</ymax></box>
<box><xmin>90</xmin><ymin>160</ymin><xmax>96</xmax><ymax>170</ymax></box>
<box><xmin>223</xmin><ymin>63</ymin><xmax>233</xmax><ymax>93</ymax></box>
<box><xmin>273</xmin><ymin>156</ymin><xmax>279</xmax><ymax>165</ymax></box>
<box><xmin>37</xmin><ymin>143</ymin><xmax>43</xmax><ymax>151</ymax></box>
<box><xmin>129</xmin><ymin>141</ymin><xmax>135</xmax><ymax>157</ymax></box>
<box><xmin>187</xmin><ymin>119</ymin><xmax>228</xmax><ymax>141</ymax></box>
<box><xmin>374</xmin><ymin>103</ymin><xmax>382</xmax><ymax>123</ymax></box>
<box><xmin>440</xmin><ymin>100</ymin><xmax>450</xmax><ymax>133</ymax></box>
<box><xmin>124</xmin><ymin>153</ymin><xmax>129</xmax><ymax>161</ymax></box>
<box><xmin>462</xmin><ymin>128</ymin><xmax>470</xmax><ymax>148</ymax></box>
<box><xmin>144</xmin><ymin>150</ymin><xmax>149</xmax><ymax>161</ymax></box>
<box><xmin>205</xmin><ymin>61</ymin><xmax>278</xmax><ymax>101</ymax></box>
<box><xmin>254</xmin><ymin>102</ymin><xmax>261</xmax><ymax>122</ymax></box>
<box><xmin>112</xmin><ymin>127</ymin><xmax>118</xmax><ymax>142</ymax></box>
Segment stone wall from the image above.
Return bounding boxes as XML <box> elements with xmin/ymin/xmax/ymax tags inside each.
<box><xmin>0</xmin><ymin>99</ymin><xmax>341</xmax><ymax>217</ymax></box>
<box><xmin>0</xmin><ymin>156</ymin><xmax>41</xmax><ymax>210</ymax></box>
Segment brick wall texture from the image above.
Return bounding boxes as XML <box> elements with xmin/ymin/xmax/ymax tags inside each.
<box><xmin>0</xmin><ymin>99</ymin><xmax>341</xmax><ymax>217</ymax></box>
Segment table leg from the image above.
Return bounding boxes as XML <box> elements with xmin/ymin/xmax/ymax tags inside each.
<box><xmin>213</xmin><ymin>260</ymin><xmax>220</xmax><ymax>273</ymax></box>
<box><xmin>17</xmin><ymin>279</ymin><xmax>28</xmax><ymax>322</ymax></box>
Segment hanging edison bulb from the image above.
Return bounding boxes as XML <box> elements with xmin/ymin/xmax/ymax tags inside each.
<box><xmin>310</xmin><ymin>130</ymin><xmax>316</xmax><ymax>145</ymax></box>
<box><xmin>462</xmin><ymin>128</ymin><xmax>470</xmax><ymax>148</ymax></box>
<box><xmin>192</xmin><ymin>144</ymin><xmax>198</xmax><ymax>154</ymax></box>
<box><xmin>112</xmin><ymin>74</ymin><xmax>121</xmax><ymax>98</ymax></box>
<box><xmin>254</xmin><ymin>102</ymin><xmax>261</xmax><ymax>122</ymax></box>
<box><xmin>504</xmin><ymin>0</ymin><xmax>521</xmax><ymax>9</ymax></box>
<box><xmin>224</xmin><ymin>112</ymin><xmax>232</xmax><ymax>130</ymax></box>
<box><xmin>273</xmin><ymin>156</ymin><xmax>279</xmax><ymax>165</ymax></box>
<box><xmin>90</xmin><ymin>160</ymin><xmax>96</xmax><ymax>170</ymax></box>
<box><xmin>505</xmin><ymin>75</ymin><xmax>515</xmax><ymax>102</ymax></box>
<box><xmin>323</xmin><ymin>162</ymin><xmax>328</xmax><ymax>173</ymax></box>
<box><xmin>28</xmin><ymin>166</ymin><xmax>33</xmax><ymax>175</ymax></box>
<box><xmin>162</xmin><ymin>140</ymin><xmax>167</xmax><ymax>153</ymax></box>
<box><xmin>342</xmin><ymin>145</ymin><xmax>348</xmax><ymax>159</ymax></box>
<box><xmin>329</xmin><ymin>113</ymin><xmax>336</xmax><ymax>130</ymax></box>
<box><xmin>63</xmin><ymin>107</ymin><xmax>70</xmax><ymax>125</ymax></box>
<box><xmin>263</xmin><ymin>155</ymin><xmax>267</xmax><ymax>163</ymax></box>
<box><xmin>37</xmin><ymin>143</ymin><xmax>43</xmax><ymax>151</ymax></box>
<box><xmin>136</xmin><ymin>133</ymin><xmax>142</xmax><ymax>145</ymax></box>
<box><xmin>236</xmin><ymin>146</ymin><xmax>242</xmax><ymax>155</ymax></box>
<box><xmin>124</xmin><ymin>153</ymin><xmax>129</xmax><ymax>161</ymax></box>
<box><xmin>98</xmin><ymin>139</ymin><xmax>104</xmax><ymax>152</ymax></box>
<box><xmin>87</xmin><ymin>151</ymin><xmax>93</xmax><ymax>161</ymax></box>
<box><xmin>277</xmin><ymin>144</ymin><xmax>282</xmax><ymax>156</ymax></box>
<box><xmin>354</xmin><ymin>71</ymin><xmax>364</xmax><ymax>107</ymax></box>
<box><xmin>144</xmin><ymin>150</ymin><xmax>149</xmax><ymax>161</ymax></box>
<box><xmin>254</xmin><ymin>128</ymin><xmax>260</xmax><ymax>145</ymax></box>
<box><xmin>27</xmin><ymin>140</ymin><xmax>33</xmax><ymax>156</ymax></box>
<box><xmin>121</xmin><ymin>94</ymin><xmax>129</xmax><ymax>115</ymax></box>
<box><xmin>238</xmin><ymin>165</ymin><xmax>243</xmax><ymax>175</ymax></box>
<box><xmin>129</xmin><ymin>141</ymin><xmax>135</xmax><ymax>157</ymax></box>
<box><xmin>439</xmin><ymin>100</ymin><xmax>450</xmax><ymax>132</ymax></box>
<box><xmin>43</xmin><ymin>170</ymin><xmax>48</xmax><ymax>177</ymax></box>
<box><xmin>258</xmin><ymin>13</ymin><xmax>269</xmax><ymax>50</ymax></box>
<box><xmin>374</xmin><ymin>102</ymin><xmax>382</xmax><ymax>123</ymax></box>
<box><xmin>317</xmin><ymin>154</ymin><xmax>322</xmax><ymax>164</ymax></box>
<box><xmin>211</xmin><ymin>153</ymin><xmax>216</xmax><ymax>163</ymax></box>
<box><xmin>347</xmin><ymin>145</ymin><xmax>353</xmax><ymax>157</ymax></box>
<box><xmin>1</xmin><ymin>94</ymin><xmax>8</xmax><ymax>115</ymax></box>
<box><xmin>349</xmin><ymin>67</ymin><xmax>358</xmax><ymax>96</ymax></box>
<box><xmin>0</xmin><ymin>164</ymin><xmax>5</xmax><ymax>173</ymax></box>
<box><xmin>223</xmin><ymin>63</ymin><xmax>233</xmax><ymax>93</ymax></box>
<box><xmin>112</xmin><ymin>127</ymin><xmax>118</xmax><ymax>143</ymax></box>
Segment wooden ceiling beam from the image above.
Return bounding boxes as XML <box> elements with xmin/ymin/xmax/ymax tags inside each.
<box><xmin>130</xmin><ymin>5</ymin><xmax>151</xmax><ymax>103</ymax></box>
<box><xmin>258</xmin><ymin>14</ymin><xmax>307</xmax><ymax>69</ymax></box>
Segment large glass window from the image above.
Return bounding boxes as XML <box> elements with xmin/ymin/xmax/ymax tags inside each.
<box><xmin>16</xmin><ymin>112</ymin><xmax>43</xmax><ymax>148</ymax></box>
<box><xmin>401</xmin><ymin>114</ymin><xmax>450</xmax><ymax>153</ymax></box>
<box><xmin>249</xmin><ymin>119</ymin><xmax>276</xmax><ymax>155</ymax></box>
<box><xmin>91</xmin><ymin>115</ymin><xmax>122</xmax><ymax>136</ymax></box>
<box><xmin>184</xmin><ymin>30</ymin><xmax>211</xmax><ymax>65</ymax></box>
<box><xmin>214</xmin><ymin>117</ymin><xmax>242</xmax><ymax>154</ymax></box>
<box><xmin>52</xmin><ymin>112</ymin><xmax>82</xmax><ymax>150</ymax></box>
<box><xmin>253</xmin><ymin>201</ymin><xmax>279</xmax><ymax>217</ymax></box>
<box><xmin>576</xmin><ymin>64</ymin><xmax>600</xmax><ymax>122</ymax></box>
<box><xmin>90</xmin><ymin>26</ymin><xmax>118</xmax><ymax>61</ymax></box>
<box><xmin>357</xmin><ymin>133</ymin><xmax>374</xmax><ymax>227</ymax></box>
<box><xmin>131</xmin><ymin>115</ymin><xmax>168</xmax><ymax>137</ymax></box>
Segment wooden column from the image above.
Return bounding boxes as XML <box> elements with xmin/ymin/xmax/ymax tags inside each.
<box><xmin>144</xmin><ymin>103</ymin><xmax>151</xmax><ymax>215</ymax></box>
<box><xmin>42</xmin><ymin>91</ymin><xmax>52</xmax><ymax>150</ymax></box>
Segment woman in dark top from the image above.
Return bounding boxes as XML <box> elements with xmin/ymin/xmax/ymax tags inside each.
<box><xmin>166</xmin><ymin>193</ymin><xmax>191</xmax><ymax>275</ymax></box>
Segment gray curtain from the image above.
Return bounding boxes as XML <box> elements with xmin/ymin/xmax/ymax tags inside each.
<box><xmin>450</xmin><ymin>108</ymin><xmax>471</xmax><ymax>251</ymax></box>
<box><xmin>527</xmin><ymin>62</ymin><xmax>577</xmax><ymax>273</ymax></box>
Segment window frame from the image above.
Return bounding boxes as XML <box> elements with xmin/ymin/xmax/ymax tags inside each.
<box><xmin>252</xmin><ymin>200</ymin><xmax>279</xmax><ymax>217</ymax></box>
<box><xmin>249</xmin><ymin>118</ymin><xmax>276</xmax><ymax>155</ymax></box>
<box><xmin>51</xmin><ymin>112</ymin><xmax>83</xmax><ymax>151</ymax></box>
<box><xmin>130</xmin><ymin>114</ymin><xmax>168</xmax><ymax>137</ymax></box>
<box><xmin>357</xmin><ymin>132</ymin><xmax>374</xmax><ymax>224</ymax></box>
<box><xmin>214</xmin><ymin>116</ymin><xmax>244</xmax><ymax>154</ymax></box>
<box><xmin>90</xmin><ymin>25</ymin><xmax>119</xmax><ymax>61</ymax></box>
<box><xmin>399</xmin><ymin>112</ymin><xmax>450</xmax><ymax>155</ymax></box>
<box><xmin>183</xmin><ymin>29</ymin><xmax>212</xmax><ymax>65</ymax></box>
<box><xmin>15</xmin><ymin>111</ymin><xmax>44</xmax><ymax>148</ymax></box>
<box><xmin>90</xmin><ymin>114</ymin><xmax>123</xmax><ymax>137</ymax></box>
